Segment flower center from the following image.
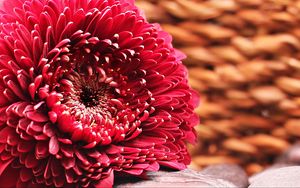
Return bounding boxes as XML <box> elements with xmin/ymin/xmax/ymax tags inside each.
<box><xmin>49</xmin><ymin>34</ymin><xmax>146</xmax><ymax>145</ymax></box>
<box><xmin>62</xmin><ymin>72</ymin><xmax>112</xmax><ymax>117</ymax></box>
<box><xmin>80</xmin><ymin>86</ymin><xmax>102</xmax><ymax>107</ymax></box>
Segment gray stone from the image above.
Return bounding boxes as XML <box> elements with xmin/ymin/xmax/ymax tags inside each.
<box><xmin>277</xmin><ymin>143</ymin><xmax>300</xmax><ymax>164</ymax></box>
<box><xmin>116</xmin><ymin>165</ymin><xmax>249</xmax><ymax>188</ymax></box>
<box><xmin>201</xmin><ymin>164</ymin><xmax>249</xmax><ymax>188</ymax></box>
<box><xmin>249</xmin><ymin>166</ymin><xmax>300</xmax><ymax>187</ymax></box>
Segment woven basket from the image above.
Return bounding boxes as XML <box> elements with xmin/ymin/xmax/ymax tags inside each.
<box><xmin>137</xmin><ymin>0</ymin><xmax>300</xmax><ymax>174</ymax></box>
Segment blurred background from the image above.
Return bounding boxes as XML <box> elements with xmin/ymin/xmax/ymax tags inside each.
<box><xmin>136</xmin><ymin>0</ymin><xmax>300</xmax><ymax>175</ymax></box>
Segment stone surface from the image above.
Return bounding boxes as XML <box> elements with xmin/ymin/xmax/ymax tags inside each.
<box><xmin>201</xmin><ymin>164</ymin><xmax>249</xmax><ymax>188</ymax></box>
<box><xmin>116</xmin><ymin>164</ymin><xmax>248</xmax><ymax>188</ymax></box>
<box><xmin>249</xmin><ymin>166</ymin><xmax>300</xmax><ymax>187</ymax></box>
<box><xmin>276</xmin><ymin>142</ymin><xmax>300</xmax><ymax>164</ymax></box>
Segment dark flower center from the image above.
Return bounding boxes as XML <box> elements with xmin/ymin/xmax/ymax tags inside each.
<box><xmin>80</xmin><ymin>86</ymin><xmax>102</xmax><ymax>107</ymax></box>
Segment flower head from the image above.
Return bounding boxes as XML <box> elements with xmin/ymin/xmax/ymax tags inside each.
<box><xmin>0</xmin><ymin>0</ymin><xmax>199</xmax><ymax>187</ymax></box>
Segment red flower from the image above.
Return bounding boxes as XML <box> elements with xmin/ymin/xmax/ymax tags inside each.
<box><xmin>0</xmin><ymin>0</ymin><xmax>199</xmax><ymax>187</ymax></box>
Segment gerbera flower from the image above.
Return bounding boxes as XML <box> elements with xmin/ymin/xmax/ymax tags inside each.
<box><xmin>0</xmin><ymin>0</ymin><xmax>199</xmax><ymax>187</ymax></box>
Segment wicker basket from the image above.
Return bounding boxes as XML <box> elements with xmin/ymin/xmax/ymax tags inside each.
<box><xmin>137</xmin><ymin>0</ymin><xmax>300</xmax><ymax>174</ymax></box>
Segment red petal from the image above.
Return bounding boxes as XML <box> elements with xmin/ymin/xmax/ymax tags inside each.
<box><xmin>17</xmin><ymin>141</ymin><xmax>34</xmax><ymax>153</ymax></box>
<box><xmin>99</xmin><ymin>152</ymin><xmax>110</xmax><ymax>165</ymax></box>
<box><xmin>105</xmin><ymin>145</ymin><xmax>123</xmax><ymax>154</ymax></box>
<box><xmin>65</xmin><ymin>170</ymin><xmax>76</xmax><ymax>184</ymax></box>
<box><xmin>28</xmin><ymin>83</ymin><xmax>36</xmax><ymax>100</ymax></box>
<box><xmin>87</xmin><ymin>150</ymin><xmax>101</xmax><ymax>158</ymax></box>
<box><xmin>57</xmin><ymin>138</ymin><xmax>72</xmax><ymax>145</ymax></box>
<box><xmin>49</xmin><ymin>136</ymin><xmax>59</xmax><ymax>155</ymax></box>
<box><xmin>123</xmin><ymin>168</ymin><xmax>144</xmax><ymax>175</ymax></box>
<box><xmin>20</xmin><ymin>168</ymin><xmax>33</xmax><ymax>182</ymax></box>
<box><xmin>26</xmin><ymin>111</ymin><xmax>48</xmax><ymax>122</ymax></box>
<box><xmin>46</xmin><ymin>93</ymin><xmax>62</xmax><ymax>108</ymax></box>
<box><xmin>0</xmin><ymin>164</ymin><xmax>20</xmax><ymax>188</ymax></box>
<box><xmin>71</xmin><ymin>127</ymin><xmax>84</xmax><ymax>141</ymax></box>
<box><xmin>94</xmin><ymin>170</ymin><xmax>114</xmax><ymax>188</ymax></box>
<box><xmin>60</xmin><ymin>145</ymin><xmax>74</xmax><ymax>158</ymax></box>
<box><xmin>53</xmin><ymin>175</ymin><xmax>65</xmax><ymax>187</ymax></box>
<box><xmin>7</xmin><ymin>80</ymin><xmax>27</xmax><ymax>100</ymax></box>
<box><xmin>61</xmin><ymin>157</ymin><xmax>75</xmax><ymax>170</ymax></box>
<box><xmin>42</xmin><ymin>123</ymin><xmax>55</xmax><ymax>137</ymax></box>
<box><xmin>146</xmin><ymin>161</ymin><xmax>160</xmax><ymax>171</ymax></box>
<box><xmin>131</xmin><ymin>163</ymin><xmax>149</xmax><ymax>169</ymax></box>
<box><xmin>57</xmin><ymin>113</ymin><xmax>77</xmax><ymax>133</ymax></box>
<box><xmin>75</xmin><ymin>150</ymin><xmax>90</xmax><ymax>166</ymax></box>
<box><xmin>14</xmin><ymin>102</ymin><xmax>30</xmax><ymax>117</ymax></box>
<box><xmin>158</xmin><ymin>161</ymin><xmax>186</xmax><ymax>170</ymax></box>
<box><xmin>25</xmin><ymin>152</ymin><xmax>39</xmax><ymax>168</ymax></box>
<box><xmin>35</xmin><ymin>142</ymin><xmax>49</xmax><ymax>159</ymax></box>
<box><xmin>51</xmin><ymin>159</ymin><xmax>63</xmax><ymax>177</ymax></box>
<box><xmin>48</xmin><ymin>111</ymin><xmax>57</xmax><ymax>123</ymax></box>
<box><xmin>82</xmin><ymin>141</ymin><xmax>97</xmax><ymax>149</ymax></box>
<box><xmin>0</xmin><ymin>127</ymin><xmax>14</xmax><ymax>143</ymax></box>
<box><xmin>0</xmin><ymin>158</ymin><xmax>14</xmax><ymax>175</ymax></box>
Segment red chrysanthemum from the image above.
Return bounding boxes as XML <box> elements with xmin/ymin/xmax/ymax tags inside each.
<box><xmin>0</xmin><ymin>0</ymin><xmax>199</xmax><ymax>187</ymax></box>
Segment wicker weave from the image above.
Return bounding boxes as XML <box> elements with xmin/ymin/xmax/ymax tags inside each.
<box><xmin>136</xmin><ymin>0</ymin><xmax>300</xmax><ymax>174</ymax></box>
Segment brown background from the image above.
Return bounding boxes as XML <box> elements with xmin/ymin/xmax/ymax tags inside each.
<box><xmin>137</xmin><ymin>0</ymin><xmax>300</xmax><ymax>175</ymax></box>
